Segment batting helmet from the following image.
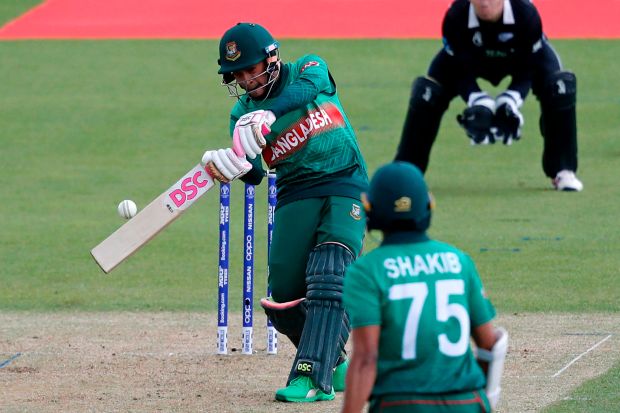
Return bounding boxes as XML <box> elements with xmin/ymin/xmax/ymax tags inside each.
<box><xmin>218</xmin><ymin>23</ymin><xmax>279</xmax><ymax>83</ymax></box>
<box><xmin>363</xmin><ymin>161</ymin><xmax>433</xmax><ymax>232</ymax></box>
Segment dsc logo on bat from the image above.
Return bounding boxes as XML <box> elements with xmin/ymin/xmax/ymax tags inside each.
<box><xmin>165</xmin><ymin>165</ymin><xmax>214</xmax><ymax>212</ymax></box>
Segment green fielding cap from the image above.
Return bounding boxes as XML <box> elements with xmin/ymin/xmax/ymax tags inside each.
<box><xmin>366</xmin><ymin>161</ymin><xmax>432</xmax><ymax>232</ymax></box>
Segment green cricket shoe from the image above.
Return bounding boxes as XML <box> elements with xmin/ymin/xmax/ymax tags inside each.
<box><xmin>275</xmin><ymin>376</ymin><xmax>335</xmax><ymax>402</ymax></box>
<box><xmin>333</xmin><ymin>358</ymin><xmax>349</xmax><ymax>392</ymax></box>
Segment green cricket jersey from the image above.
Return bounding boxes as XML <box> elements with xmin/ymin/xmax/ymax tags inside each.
<box><xmin>343</xmin><ymin>232</ymin><xmax>496</xmax><ymax>396</ymax></box>
<box><xmin>229</xmin><ymin>54</ymin><xmax>368</xmax><ymax>206</ymax></box>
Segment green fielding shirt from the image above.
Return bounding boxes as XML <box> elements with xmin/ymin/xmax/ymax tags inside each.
<box><xmin>343</xmin><ymin>232</ymin><xmax>496</xmax><ymax>396</ymax></box>
<box><xmin>229</xmin><ymin>54</ymin><xmax>368</xmax><ymax>206</ymax></box>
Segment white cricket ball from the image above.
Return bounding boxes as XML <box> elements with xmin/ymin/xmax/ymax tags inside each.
<box><xmin>117</xmin><ymin>200</ymin><xmax>138</xmax><ymax>219</ymax></box>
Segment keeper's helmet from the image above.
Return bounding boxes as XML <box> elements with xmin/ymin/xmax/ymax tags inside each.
<box><xmin>217</xmin><ymin>23</ymin><xmax>280</xmax><ymax>98</ymax></box>
<box><xmin>362</xmin><ymin>162</ymin><xmax>433</xmax><ymax>232</ymax></box>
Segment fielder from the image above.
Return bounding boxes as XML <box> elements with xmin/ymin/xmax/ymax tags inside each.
<box><xmin>202</xmin><ymin>22</ymin><xmax>368</xmax><ymax>402</ymax></box>
<box><xmin>341</xmin><ymin>161</ymin><xmax>507</xmax><ymax>413</ymax></box>
<box><xmin>395</xmin><ymin>0</ymin><xmax>583</xmax><ymax>191</ymax></box>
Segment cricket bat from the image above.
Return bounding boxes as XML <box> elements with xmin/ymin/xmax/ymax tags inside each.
<box><xmin>91</xmin><ymin>163</ymin><xmax>215</xmax><ymax>273</ymax></box>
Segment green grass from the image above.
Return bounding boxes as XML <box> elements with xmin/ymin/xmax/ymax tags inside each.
<box><xmin>1</xmin><ymin>38</ymin><xmax>619</xmax><ymax>313</ymax></box>
<box><xmin>543</xmin><ymin>362</ymin><xmax>620</xmax><ymax>412</ymax></box>
<box><xmin>0</xmin><ymin>0</ymin><xmax>41</xmax><ymax>26</ymax></box>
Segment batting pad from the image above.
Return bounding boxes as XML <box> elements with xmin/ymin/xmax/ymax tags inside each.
<box><xmin>287</xmin><ymin>242</ymin><xmax>353</xmax><ymax>393</ymax></box>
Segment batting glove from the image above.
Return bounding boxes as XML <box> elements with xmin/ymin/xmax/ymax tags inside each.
<box><xmin>493</xmin><ymin>90</ymin><xmax>524</xmax><ymax>145</ymax></box>
<box><xmin>457</xmin><ymin>92</ymin><xmax>496</xmax><ymax>145</ymax></box>
<box><xmin>233</xmin><ymin>110</ymin><xmax>275</xmax><ymax>159</ymax></box>
<box><xmin>201</xmin><ymin>148</ymin><xmax>252</xmax><ymax>183</ymax></box>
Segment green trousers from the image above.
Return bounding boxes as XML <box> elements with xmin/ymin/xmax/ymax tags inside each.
<box><xmin>369</xmin><ymin>391</ymin><xmax>492</xmax><ymax>413</ymax></box>
<box><xmin>268</xmin><ymin>196</ymin><xmax>366</xmax><ymax>302</ymax></box>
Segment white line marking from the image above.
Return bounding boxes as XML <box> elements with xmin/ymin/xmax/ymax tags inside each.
<box><xmin>552</xmin><ymin>334</ymin><xmax>613</xmax><ymax>377</ymax></box>
<box><xmin>0</xmin><ymin>353</ymin><xmax>22</xmax><ymax>369</ymax></box>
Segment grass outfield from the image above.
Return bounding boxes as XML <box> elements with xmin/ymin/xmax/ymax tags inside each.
<box><xmin>0</xmin><ymin>0</ymin><xmax>40</xmax><ymax>25</ymax></box>
<box><xmin>1</xmin><ymin>2</ymin><xmax>619</xmax><ymax>409</ymax></box>
<box><xmin>2</xmin><ymin>37</ymin><xmax>618</xmax><ymax>312</ymax></box>
<box><xmin>543</xmin><ymin>362</ymin><xmax>620</xmax><ymax>412</ymax></box>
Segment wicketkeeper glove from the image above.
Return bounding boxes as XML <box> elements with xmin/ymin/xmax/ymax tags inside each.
<box><xmin>201</xmin><ymin>148</ymin><xmax>252</xmax><ymax>183</ymax></box>
<box><xmin>233</xmin><ymin>110</ymin><xmax>276</xmax><ymax>159</ymax></box>
<box><xmin>457</xmin><ymin>92</ymin><xmax>496</xmax><ymax>145</ymax></box>
<box><xmin>493</xmin><ymin>90</ymin><xmax>524</xmax><ymax>145</ymax></box>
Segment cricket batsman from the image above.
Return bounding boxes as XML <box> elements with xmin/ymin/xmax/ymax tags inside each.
<box><xmin>341</xmin><ymin>161</ymin><xmax>508</xmax><ymax>412</ymax></box>
<box><xmin>395</xmin><ymin>0</ymin><xmax>583</xmax><ymax>191</ymax></box>
<box><xmin>201</xmin><ymin>22</ymin><xmax>368</xmax><ymax>402</ymax></box>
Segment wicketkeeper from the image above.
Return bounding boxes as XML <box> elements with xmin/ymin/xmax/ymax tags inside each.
<box><xmin>341</xmin><ymin>161</ymin><xmax>508</xmax><ymax>413</ymax></box>
<box><xmin>202</xmin><ymin>22</ymin><xmax>368</xmax><ymax>402</ymax></box>
<box><xmin>394</xmin><ymin>0</ymin><xmax>583</xmax><ymax>191</ymax></box>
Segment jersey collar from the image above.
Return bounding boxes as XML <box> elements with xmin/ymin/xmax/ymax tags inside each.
<box><xmin>381</xmin><ymin>231</ymin><xmax>429</xmax><ymax>246</ymax></box>
<box><xmin>468</xmin><ymin>0</ymin><xmax>515</xmax><ymax>28</ymax></box>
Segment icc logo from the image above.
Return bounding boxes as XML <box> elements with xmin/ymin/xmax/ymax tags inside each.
<box><xmin>268</xmin><ymin>185</ymin><xmax>277</xmax><ymax>196</ymax></box>
<box><xmin>220</xmin><ymin>185</ymin><xmax>230</xmax><ymax>198</ymax></box>
<box><xmin>246</xmin><ymin>186</ymin><xmax>255</xmax><ymax>198</ymax></box>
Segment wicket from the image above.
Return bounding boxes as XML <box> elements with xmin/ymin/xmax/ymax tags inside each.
<box><xmin>217</xmin><ymin>173</ymin><xmax>278</xmax><ymax>355</ymax></box>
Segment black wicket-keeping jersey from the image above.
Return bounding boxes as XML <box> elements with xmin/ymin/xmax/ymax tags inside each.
<box><xmin>442</xmin><ymin>0</ymin><xmax>545</xmax><ymax>98</ymax></box>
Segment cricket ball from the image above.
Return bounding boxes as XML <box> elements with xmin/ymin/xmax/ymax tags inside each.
<box><xmin>117</xmin><ymin>200</ymin><xmax>138</xmax><ymax>219</ymax></box>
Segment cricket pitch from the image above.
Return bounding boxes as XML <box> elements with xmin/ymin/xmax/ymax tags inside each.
<box><xmin>1</xmin><ymin>312</ymin><xmax>618</xmax><ymax>412</ymax></box>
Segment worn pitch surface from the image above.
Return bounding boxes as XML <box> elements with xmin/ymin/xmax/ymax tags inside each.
<box><xmin>1</xmin><ymin>312</ymin><xmax>618</xmax><ymax>412</ymax></box>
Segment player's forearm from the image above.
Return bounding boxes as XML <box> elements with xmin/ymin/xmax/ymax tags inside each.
<box><xmin>239</xmin><ymin>167</ymin><xmax>264</xmax><ymax>185</ymax></box>
<box><xmin>340</xmin><ymin>354</ymin><xmax>376</xmax><ymax>413</ymax></box>
<box><xmin>473</xmin><ymin>321</ymin><xmax>497</xmax><ymax>372</ymax></box>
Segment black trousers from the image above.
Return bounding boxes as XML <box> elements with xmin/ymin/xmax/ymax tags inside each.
<box><xmin>396</xmin><ymin>41</ymin><xmax>578</xmax><ymax>177</ymax></box>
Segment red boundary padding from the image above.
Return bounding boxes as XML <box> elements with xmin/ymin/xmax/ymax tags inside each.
<box><xmin>1</xmin><ymin>0</ymin><xmax>619</xmax><ymax>39</ymax></box>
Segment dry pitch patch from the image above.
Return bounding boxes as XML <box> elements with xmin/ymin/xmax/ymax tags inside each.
<box><xmin>1</xmin><ymin>312</ymin><xmax>618</xmax><ymax>412</ymax></box>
